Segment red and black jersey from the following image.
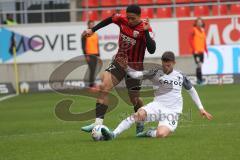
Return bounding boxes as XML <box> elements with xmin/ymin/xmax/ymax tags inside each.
<box><xmin>112</xmin><ymin>14</ymin><xmax>154</xmax><ymax>70</ymax></box>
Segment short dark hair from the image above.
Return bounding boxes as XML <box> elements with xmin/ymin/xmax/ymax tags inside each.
<box><xmin>161</xmin><ymin>51</ymin><xmax>175</xmax><ymax>62</ymax></box>
<box><xmin>126</xmin><ymin>4</ymin><xmax>141</xmax><ymax>15</ymax></box>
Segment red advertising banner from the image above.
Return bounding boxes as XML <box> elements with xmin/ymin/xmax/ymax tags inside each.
<box><xmin>179</xmin><ymin>17</ymin><xmax>240</xmax><ymax>56</ymax></box>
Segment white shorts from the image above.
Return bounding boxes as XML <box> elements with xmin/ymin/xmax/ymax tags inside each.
<box><xmin>141</xmin><ymin>101</ymin><xmax>180</xmax><ymax>132</ymax></box>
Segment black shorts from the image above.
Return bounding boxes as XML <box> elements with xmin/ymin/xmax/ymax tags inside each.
<box><xmin>193</xmin><ymin>53</ymin><xmax>204</xmax><ymax>64</ymax></box>
<box><xmin>105</xmin><ymin>61</ymin><xmax>142</xmax><ymax>91</ymax></box>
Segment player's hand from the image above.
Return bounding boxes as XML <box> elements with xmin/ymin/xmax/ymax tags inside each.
<box><xmin>143</xmin><ymin>18</ymin><xmax>150</xmax><ymax>31</ymax></box>
<box><xmin>200</xmin><ymin>109</ymin><xmax>213</xmax><ymax>120</ymax></box>
<box><xmin>82</xmin><ymin>29</ymin><xmax>93</xmax><ymax>37</ymax></box>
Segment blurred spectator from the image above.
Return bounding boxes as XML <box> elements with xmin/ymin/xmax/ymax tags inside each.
<box><xmin>3</xmin><ymin>14</ymin><xmax>17</xmax><ymax>25</ymax></box>
<box><xmin>81</xmin><ymin>20</ymin><xmax>100</xmax><ymax>90</ymax></box>
<box><xmin>189</xmin><ymin>17</ymin><xmax>208</xmax><ymax>85</ymax></box>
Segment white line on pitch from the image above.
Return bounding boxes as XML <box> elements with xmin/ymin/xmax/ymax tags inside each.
<box><xmin>0</xmin><ymin>94</ymin><xmax>18</xmax><ymax>102</ymax></box>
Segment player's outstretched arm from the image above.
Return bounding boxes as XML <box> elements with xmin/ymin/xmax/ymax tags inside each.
<box><xmin>127</xmin><ymin>66</ymin><xmax>158</xmax><ymax>80</ymax></box>
<box><xmin>82</xmin><ymin>17</ymin><xmax>113</xmax><ymax>37</ymax></box>
<box><xmin>187</xmin><ymin>87</ymin><xmax>213</xmax><ymax>120</ymax></box>
<box><xmin>127</xmin><ymin>66</ymin><xmax>145</xmax><ymax>79</ymax></box>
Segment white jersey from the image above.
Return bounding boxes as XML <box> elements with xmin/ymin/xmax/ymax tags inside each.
<box><xmin>149</xmin><ymin>69</ymin><xmax>193</xmax><ymax>113</ymax></box>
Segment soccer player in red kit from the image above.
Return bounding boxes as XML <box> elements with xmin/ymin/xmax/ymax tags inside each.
<box><xmin>81</xmin><ymin>4</ymin><xmax>156</xmax><ymax>134</ymax></box>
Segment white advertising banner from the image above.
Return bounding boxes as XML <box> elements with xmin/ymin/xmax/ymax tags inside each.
<box><xmin>203</xmin><ymin>45</ymin><xmax>240</xmax><ymax>75</ymax></box>
<box><xmin>0</xmin><ymin>24</ymin><xmax>86</xmax><ymax>63</ymax></box>
<box><xmin>0</xmin><ymin>20</ymin><xmax>178</xmax><ymax>63</ymax></box>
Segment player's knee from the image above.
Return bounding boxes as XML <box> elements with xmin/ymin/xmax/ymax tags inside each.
<box><xmin>156</xmin><ymin>130</ymin><xmax>170</xmax><ymax>138</ymax></box>
<box><xmin>99</xmin><ymin>81</ymin><xmax>111</xmax><ymax>93</ymax></box>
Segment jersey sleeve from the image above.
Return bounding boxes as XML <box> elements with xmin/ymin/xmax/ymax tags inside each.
<box><xmin>112</xmin><ymin>13</ymin><xmax>124</xmax><ymax>26</ymax></box>
<box><xmin>142</xmin><ymin>19</ymin><xmax>154</xmax><ymax>40</ymax></box>
<box><xmin>182</xmin><ymin>74</ymin><xmax>193</xmax><ymax>90</ymax></box>
<box><xmin>148</xmin><ymin>27</ymin><xmax>155</xmax><ymax>40</ymax></box>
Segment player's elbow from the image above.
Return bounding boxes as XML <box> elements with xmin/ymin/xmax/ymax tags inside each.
<box><xmin>147</xmin><ymin>41</ymin><xmax>156</xmax><ymax>54</ymax></box>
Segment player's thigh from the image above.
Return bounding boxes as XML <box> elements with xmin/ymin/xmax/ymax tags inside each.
<box><xmin>140</xmin><ymin>101</ymin><xmax>161</xmax><ymax>122</ymax></box>
<box><xmin>105</xmin><ymin>61</ymin><xmax>126</xmax><ymax>82</ymax></box>
<box><xmin>158</xmin><ymin>111</ymin><xmax>179</xmax><ymax>133</ymax></box>
<box><xmin>100</xmin><ymin>71</ymin><xmax>120</xmax><ymax>91</ymax></box>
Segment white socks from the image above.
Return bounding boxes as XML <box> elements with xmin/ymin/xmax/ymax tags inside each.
<box><xmin>113</xmin><ymin>116</ymin><xmax>135</xmax><ymax>137</ymax></box>
<box><xmin>95</xmin><ymin>118</ymin><xmax>103</xmax><ymax>125</ymax></box>
<box><xmin>147</xmin><ymin>130</ymin><xmax>157</xmax><ymax>137</ymax></box>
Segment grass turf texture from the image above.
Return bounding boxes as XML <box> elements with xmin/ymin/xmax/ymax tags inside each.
<box><xmin>0</xmin><ymin>84</ymin><xmax>240</xmax><ymax>160</ymax></box>
<box><xmin>0</xmin><ymin>94</ymin><xmax>9</xmax><ymax>98</ymax></box>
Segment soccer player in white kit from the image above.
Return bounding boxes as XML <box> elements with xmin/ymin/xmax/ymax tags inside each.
<box><xmin>102</xmin><ymin>51</ymin><xmax>213</xmax><ymax>140</ymax></box>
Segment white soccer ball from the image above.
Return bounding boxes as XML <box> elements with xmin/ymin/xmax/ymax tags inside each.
<box><xmin>91</xmin><ymin>125</ymin><xmax>109</xmax><ymax>141</ymax></box>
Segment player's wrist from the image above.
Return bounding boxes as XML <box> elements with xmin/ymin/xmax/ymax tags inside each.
<box><xmin>91</xmin><ymin>28</ymin><xmax>96</xmax><ymax>33</ymax></box>
<box><xmin>199</xmin><ymin>108</ymin><xmax>205</xmax><ymax>112</ymax></box>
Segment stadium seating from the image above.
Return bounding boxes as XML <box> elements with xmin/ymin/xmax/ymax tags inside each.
<box><xmin>175</xmin><ymin>0</ymin><xmax>191</xmax><ymax>3</ymax></box>
<box><xmin>212</xmin><ymin>5</ymin><xmax>228</xmax><ymax>16</ymax></box>
<box><xmin>141</xmin><ymin>8</ymin><xmax>154</xmax><ymax>18</ymax></box>
<box><xmin>156</xmin><ymin>7</ymin><xmax>172</xmax><ymax>18</ymax></box>
<box><xmin>80</xmin><ymin>0</ymin><xmax>239</xmax><ymax>20</ymax></box>
<box><xmin>101</xmin><ymin>0</ymin><xmax>117</xmax><ymax>7</ymax></box>
<box><xmin>176</xmin><ymin>6</ymin><xmax>191</xmax><ymax>17</ymax></box>
<box><xmin>192</xmin><ymin>0</ymin><xmax>217</xmax><ymax>2</ymax></box>
<box><xmin>155</xmin><ymin>0</ymin><xmax>172</xmax><ymax>4</ymax></box>
<box><xmin>137</xmin><ymin>0</ymin><xmax>154</xmax><ymax>5</ymax></box>
<box><xmin>119</xmin><ymin>0</ymin><xmax>134</xmax><ymax>6</ymax></box>
<box><xmin>81</xmin><ymin>0</ymin><xmax>98</xmax><ymax>7</ymax></box>
<box><xmin>194</xmin><ymin>6</ymin><xmax>210</xmax><ymax>17</ymax></box>
<box><xmin>101</xmin><ymin>10</ymin><xmax>116</xmax><ymax>19</ymax></box>
<box><xmin>82</xmin><ymin>10</ymin><xmax>98</xmax><ymax>21</ymax></box>
<box><xmin>230</xmin><ymin>4</ymin><xmax>240</xmax><ymax>15</ymax></box>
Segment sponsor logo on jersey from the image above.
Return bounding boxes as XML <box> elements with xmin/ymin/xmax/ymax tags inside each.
<box><xmin>120</xmin><ymin>33</ymin><xmax>136</xmax><ymax>46</ymax></box>
<box><xmin>159</xmin><ymin>79</ymin><xmax>182</xmax><ymax>86</ymax></box>
<box><xmin>133</xmin><ymin>30</ymin><xmax>139</xmax><ymax>38</ymax></box>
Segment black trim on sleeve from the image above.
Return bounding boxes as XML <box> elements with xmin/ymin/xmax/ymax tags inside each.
<box><xmin>144</xmin><ymin>30</ymin><xmax>156</xmax><ymax>54</ymax></box>
<box><xmin>92</xmin><ymin>17</ymin><xmax>113</xmax><ymax>32</ymax></box>
<box><xmin>183</xmin><ymin>75</ymin><xmax>193</xmax><ymax>90</ymax></box>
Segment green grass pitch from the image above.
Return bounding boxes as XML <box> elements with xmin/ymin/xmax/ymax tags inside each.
<box><xmin>0</xmin><ymin>84</ymin><xmax>240</xmax><ymax>160</ymax></box>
